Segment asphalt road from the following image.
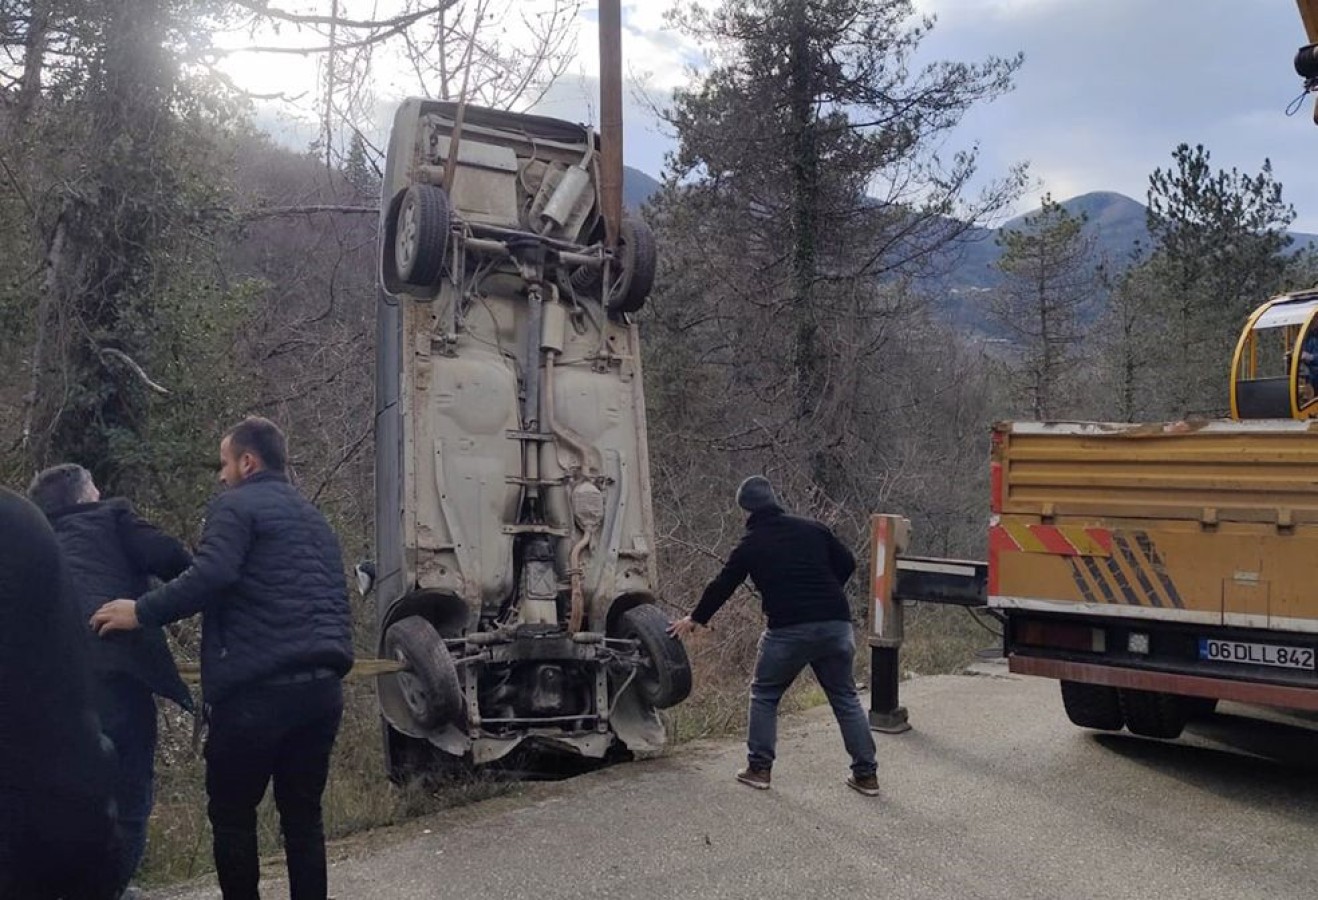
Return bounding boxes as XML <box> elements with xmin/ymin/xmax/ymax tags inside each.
<box><xmin>158</xmin><ymin>662</ymin><xmax>1318</xmax><ymax>899</ymax></box>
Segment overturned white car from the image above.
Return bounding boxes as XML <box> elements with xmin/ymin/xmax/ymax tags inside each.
<box><xmin>372</xmin><ymin>99</ymin><xmax>690</xmax><ymax>777</ymax></box>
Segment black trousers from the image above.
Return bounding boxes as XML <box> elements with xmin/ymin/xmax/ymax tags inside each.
<box><xmin>205</xmin><ymin>677</ymin><xmax>343</xmax><ymax>900</ymax></box>
<box><xmin>0</xmin><ymin>788</ymin><xmax>119</xmax><ymax>900</ymax></box>
<box><xmin>93</xmin><ymin>675</ymin><xmax>159</xmax><ymax>892</ymax></box>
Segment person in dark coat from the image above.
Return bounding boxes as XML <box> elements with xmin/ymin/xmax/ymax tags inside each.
<box><xmin>91</xmin><ymin>417</ymin><xmax>354</xmax><ymax>900</ymax></box>
<box><xmin>27</xmin><ymin>463</ymin><xmax>193</xmax><ymax>895</ymax></box>
<box><xmin>1299</xmin><ymin>330</ymin><xmax>1318</xmax><ymax>390</ymax></box>
<box><xmin>669</xmin><ymin>476</ymin><xmax>879</xmax><ymax>796</ymax></box>
<box><xmin>0</xmin><ymin>488</ymin><xmax>119</xmax><ymax>900</ymax></box>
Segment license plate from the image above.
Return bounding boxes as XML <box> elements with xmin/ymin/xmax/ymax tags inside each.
<box><xmin>1198</xmin><ymin>639</ymin><xmax>1315</xmax><ymax>670</ymax></box>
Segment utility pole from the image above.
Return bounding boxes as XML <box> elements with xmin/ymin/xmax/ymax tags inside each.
<box><xmin>598</xmin><ymin>0</ymin><xmax>624</xmax><ymax>250</ymax></box>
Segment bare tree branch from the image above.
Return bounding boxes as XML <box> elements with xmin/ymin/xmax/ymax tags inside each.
<box><xmin>310</xmin><ymin>422</ymin><xmax>373</xmax><ymax>504</ymax></box>
<box><xmin>100</xmin><ymin>348</ymin><xmax>171</xmax><ymax>396</ymax></box>
<box><xmin>240</xmin><ymin>204</ymin><xmax>378</xmax><ymax>219</ymax></box>
<box><xmin>201</xmin><ymin>26</ymin><xmax>414</xmax><ymax>57</ymax></box>
<box><xmin>229</xmin><ymin>0</ymin><xmax>459</xmax><ymax>31</ymax></box>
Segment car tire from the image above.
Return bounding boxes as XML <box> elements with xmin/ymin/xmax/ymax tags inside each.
<box><xmin>1119</xmin><ymin>688</ymin><xmax>1188</xmax><ymax>739</ymax></box>
<box><xmin>390</xmin><ymin>184</ymin><xmax>451</xmax><ymax>287</ymax></box>
<box><xmin>1060</xmin><ymin>680</ymin><xmax>1124</xmax><ymax>731</ymax></box>
<box><xmin>608</xmin><ymin>218</ymin><xmax>657</xmax><ymax>315</ymax></box>
<box><xmin>384</xmin><ymin>615</ymin><xmax>462</xmax><ymax>729</ymax></box>
<box><xmin>571</xmin><ymin>218</ymin><xmax>657</xmax><ymax>314</ymax></box>
<box><xmin>615</xmin><ymin>604</ymin><xmax>692</xmax><ymax>709</ymax></box>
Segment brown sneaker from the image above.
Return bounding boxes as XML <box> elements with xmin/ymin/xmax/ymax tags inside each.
<box><xmin>847</xmin><ymin>773</ymin><xmax>880</xmax><ymax>797</ymax></box>
<box><xmin>736</xmin><ymin>766</ymin><xmax>771</xmax><ymax>790</ymax></box>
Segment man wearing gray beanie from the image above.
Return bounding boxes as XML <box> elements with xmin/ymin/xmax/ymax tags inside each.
<box><xmin>669</xmin><ymin>476</ymin><xmax>879</xmax><ymax>796</ymax></box>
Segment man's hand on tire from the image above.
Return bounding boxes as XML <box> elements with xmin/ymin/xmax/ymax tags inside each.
<box><xmin>667</xmin><ymin>615</ymin><xmax>700</xmax><ymax>639</ymax></box>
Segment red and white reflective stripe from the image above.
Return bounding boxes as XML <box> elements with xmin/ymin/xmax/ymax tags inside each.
<box><xmin>870</xmin><ymin>516</ymin><xmax>893</xmax><ymax>638</ymax></box>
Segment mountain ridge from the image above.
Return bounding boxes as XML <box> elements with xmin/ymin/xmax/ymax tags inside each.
<box><xmin>620</xmin><ymin>172</ymin><xmax>1318</xmax><ymax>336</ymax></box>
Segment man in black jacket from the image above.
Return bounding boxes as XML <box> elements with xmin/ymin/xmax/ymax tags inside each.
<box><xmin>0</xmin><ymin>488</ymin><xmax>118</xmax><ymax>900</ymax></box>
<box><xmin>28</xmin><ymin>464</ymin><xmax>193</xmax><ymax>896</ymax></box>
<box><xmin>669</xmin><ymin>476</ymin><xmax>879</xmax><ymax>796</ymax></box>
<box><xmin>91</xmin><ymin>417</ymin><xmax>354</xmax><ymax>900</ymax></box>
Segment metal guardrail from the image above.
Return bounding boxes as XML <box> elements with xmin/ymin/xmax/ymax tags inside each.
<box><xmin>895</xmin><ymin>558</ymin><xmax>988</xmax><ymax>608</ymax></box>
<box><xmin>867</xmin><ymin>515</ymin><xmax>989</xmax><ymax>734</ymax></box>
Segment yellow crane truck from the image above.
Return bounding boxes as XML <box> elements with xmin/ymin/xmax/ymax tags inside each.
<box><xmin>874</xmin><ymin>289</ymin><xmax>1318</xmax><ymax>739</ymax></box>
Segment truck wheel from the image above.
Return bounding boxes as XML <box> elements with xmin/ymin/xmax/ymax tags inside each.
<box><xmin>1059</xmin><ymin>680</ymin><xmax>1124</xmax><ymax>730</ymax></box>
<box><xmin>384</xmin><ymin>616</ymin><xmax>462</xmax><ymax>729</ymax></box>
<box><xmin>1119</xmin><ymin>688</ymin><xmax>1188</xmax><ymax>739</ymax></box>
<box><xmin>1182</xmin><ymin>696</ymin><xmax>1218</xmax><ymax>720</ymax></box>
<box><xmin>616</xmin><ymin>604</ymin><xmax>692</xmax><ymax>709</ymax></box>
<box><xmin>390</xmin><ymin>184</ymin><xmax>451</xmax><ymax>286</ymax></box>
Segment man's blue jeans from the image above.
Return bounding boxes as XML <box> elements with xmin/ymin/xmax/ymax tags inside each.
<box><xmin>747</xmin><ymin>620</ymin><xmax>877</xmax><ymax>777</ymax></box>
<box><xmin>94</xmin><ymin>675</ymin><xmax>159</xmax><ymax>891</ymax></box>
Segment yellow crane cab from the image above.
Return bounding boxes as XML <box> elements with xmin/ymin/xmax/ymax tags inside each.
<box><xmin>1230</xmin><ymin>290</ymin><xmax>1318</xmax><ymax>420</ymax></box>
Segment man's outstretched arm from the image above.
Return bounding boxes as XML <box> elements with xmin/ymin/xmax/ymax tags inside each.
<box><xmin>91</xmin><ymin>500</ymin><xmax>250</xmax><ymax>634</ymax></box>
<box><xmin>670</xmin><ymin>543</ymin><xmax>750</xmax><ymax>637</ymax></box>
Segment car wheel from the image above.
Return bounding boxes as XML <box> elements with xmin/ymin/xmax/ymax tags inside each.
<box><xmin>608</xmin><ymin>218</ymin><xmax>657</xmax><ymax>314</ymax></box>
<box><xmin>571</xmin><ymin>218</ymin><xmax>657</xmax><ymax>314</ymax></box>
<box><xmin>383</xmin><ymin>615</ymin><xmax>462</xmax><ymax>729</ymax></box>
<box><xmin>615</xmin><ymin>604</ymin><xmax>692</xmax><ymax>709</ymax></box>
<box><xmin>389</xmin><ymin>184</ymin><xmax>451</xmax><ymax>287</ymax></box>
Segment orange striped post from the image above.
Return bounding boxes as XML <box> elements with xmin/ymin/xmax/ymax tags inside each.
<box><xmin>869</xmin><ymin>514</ymin><xmax>912</xmax><ymax>733</ymax></box>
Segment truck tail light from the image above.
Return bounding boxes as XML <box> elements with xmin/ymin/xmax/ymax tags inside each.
<box><xmin>1015</xmin><ymin>619</ymin><xmax>1106</xmax><ymax>653</ymax></box>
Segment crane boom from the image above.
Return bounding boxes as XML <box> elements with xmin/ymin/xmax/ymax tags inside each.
<box><xmin>1296</xmin><ymin>1</ymin><xmax>1318</xmax><ymax>122</ymax></box>
<box><xmin>1300</xmin><ymin>0</ymin><xmax>1318</xmax><ymax>44</ymax></box>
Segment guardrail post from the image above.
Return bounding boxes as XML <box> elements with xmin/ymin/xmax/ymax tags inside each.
<box><xmin>868</xmin><ymin>514</ymin><xmax>912</xmax><ymax>733</ymax></box>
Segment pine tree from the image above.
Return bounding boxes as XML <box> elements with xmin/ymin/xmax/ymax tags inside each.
<box><xmin>1143</xmin><ymin>143</ymin><xmax>1294</xmax><ymax>415</ymax></box>
<box><xmin>343</xmin><ymin>132</ymin><xmax>379</xmax><ymax>199</ymax></box>
<box><xmin>651</xmin><ymin>0</ymin><xmax>1024</xmax><ymax>501</ymax></box>
<box><xmin>989</xmin><ymin>196</ymin><xmax>1096</xmax><ymax>419</ymax></box>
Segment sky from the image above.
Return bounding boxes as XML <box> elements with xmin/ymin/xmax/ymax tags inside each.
<box><xmin>224</xmin><ymin>1</ymin><xmax>1318</xmax><ymax>230</ymax></box>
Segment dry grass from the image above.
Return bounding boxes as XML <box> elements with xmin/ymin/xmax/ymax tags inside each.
<box><xmin>901</xmin><ymin>603</ymin><xmax>1002</xmax><ymax>676</ymax></box>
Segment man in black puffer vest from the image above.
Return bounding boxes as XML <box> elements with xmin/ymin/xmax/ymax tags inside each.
<box><xmin>0</xmin><ymin>488</ymin><xmax>118</xmax><ymax>900</ymax></box>
<box><xmin>28</xmin><ymin>464</ymin><xmax>192</xmax><ymax>897</ymax></box>
<box><xmin>91</xmin><ymin>417</ymin><xmax>353</xmax><ymax>900</ymax></box>
<box><xmin>669</xmin><ymin>476</ymin><xmax>879</xmax><ymax>797</ymax></box>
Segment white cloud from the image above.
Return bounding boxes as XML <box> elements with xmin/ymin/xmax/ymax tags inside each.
<box><xmin>912</xmin><ymin>0</ymin><xmax>1068</xmax><ymax>20</ymax></box>
<box><xmin>529</xmin><ymin>1</ymin><xmax>710</xmax><ymax>174</ymax></box>
<box><xmin>569</xmin><ymin>1</ymin><xmax>705</xmax><ymax>91</ymax></box>
<box><xmin>221</xmin><ymin>1</ymin><xmax>699</xmax><ymax>156</ymax></box>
